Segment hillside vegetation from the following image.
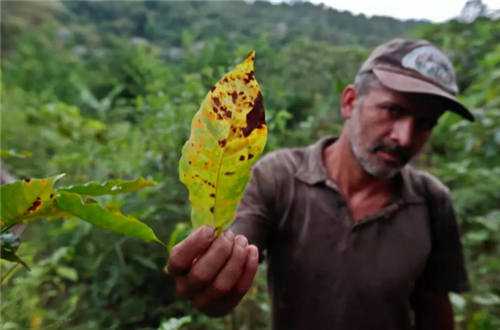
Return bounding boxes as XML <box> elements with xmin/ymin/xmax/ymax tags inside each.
<box><xmin>1</xmin><ymin>1</ymin><xmax>498</xmax><ymax>329</ymax></box>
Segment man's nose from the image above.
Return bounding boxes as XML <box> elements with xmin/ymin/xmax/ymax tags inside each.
<box><xmin>389</xmin><ymin>117</ymin><xmax>415</xmax><ymax>147</ymax></box>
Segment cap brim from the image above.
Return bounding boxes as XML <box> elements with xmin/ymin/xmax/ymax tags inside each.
<box><xmin>373</xmin><ymin>68</ymin><xmax>474</xmax><ymax>121</ymax></box>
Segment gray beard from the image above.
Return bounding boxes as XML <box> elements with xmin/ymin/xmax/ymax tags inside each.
<box><xmin>348</xmin><ymin>118</ymin><xmax>403</xmax><ymax>180</ymax></box>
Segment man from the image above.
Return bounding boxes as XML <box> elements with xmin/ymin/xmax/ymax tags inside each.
<box><xmin>167</xmin><ymin>39</ymin><xmax>471</xmax><ymax>330</ymax></box>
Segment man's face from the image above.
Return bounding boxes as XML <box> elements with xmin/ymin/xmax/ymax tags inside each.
<box><xmin>347</xmin><ymin>85</ymin><xmax>444</xmax><ymax>179</ymax></box>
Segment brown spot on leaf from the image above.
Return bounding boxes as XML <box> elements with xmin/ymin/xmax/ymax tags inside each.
<box><xmin>239</xmin><ymin>155</ymin><xmax>245</xmax><ymax>161</ymax></box>
<box><xmin>215</xmin><ymin>105</ymin><xmax>231</xmax><ymax>119</ymax></box>
<box><xmin>210</xmin><ymin>206</ymin><xmax>214</xmax><ymax>213</ymax></box>
<box><xmin>210</xmin><ymin>85</ymin><xmax>216</xmax><ymax>92</ymax></box>
<box><xmin>248</xmin><ymin>153</ymin><xmax>254</xmax><ymax>159</ymax></box>
<box><xmin>210</xmin><ymin>193</ymin><xmax>215</xmax><ymax>198</ymax></box>
<box><xmin>231</xmin><ymin>91</ymin><xmax>238</xmax><ymax>103</ymax></box>
<box><xmin>218</xmin><ymin>139</ymin><xmax>227</xmax><ymax>148</ymax></box>
<box><xmin>224</xmin><ymin>171</ymin><xmax>235</xmax><ymax>176</ymax></box>
<box><xmin>242</xmin><ymin>92</ymin><xmax>265</xmax><ymax>137</ymax></box>
<box><xmin>212</xmin><ymin>96</ymin><xmax>221</xmax><ymax>107</ymax></box>
<box><xmin>27</xmin><ymin>197</ymin><xmax>42</xmax><ymax>213</ymax></box>
<box><xmin>24</xmin><ymin>178</ymin><xmax>31</xmax><ymax>183</ymax></box>
<box><xmin>243</xmin><ymin>71</ymin><xmax>255</xmax><ymax>84</ymax></box>
<box><xmin>198</xmin><ymin>175</ymin><xmax>216</xmax><ymax>188</ymax></box>
<box><xmin>50</xmin><ymin>193</ymin><xmax>54</xmax><ymax>199</ymax></box>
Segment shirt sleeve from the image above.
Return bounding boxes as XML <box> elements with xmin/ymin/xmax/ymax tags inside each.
<box><xmin>229</xmin><ymin>153</ymin><xmax>277</xmax><ymax>255</ymax></box>
<box><xmin>415</xmin><ymin>182</ymin><xmax>470</xmax><ymax>294</ymax></box>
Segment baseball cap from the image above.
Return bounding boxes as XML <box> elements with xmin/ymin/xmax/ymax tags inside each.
<box><xmin>357</xmin><ymin>38</ymin><xmax>474</xmax><ymax>121</ymax></box>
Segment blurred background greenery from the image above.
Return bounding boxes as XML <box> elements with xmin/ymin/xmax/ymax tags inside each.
<box><xmin>0</xmin><ymin>1</ymin><xmax>498</xmax><ymax>329</ymax></box>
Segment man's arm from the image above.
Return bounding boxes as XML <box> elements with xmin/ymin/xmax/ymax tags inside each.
<box><xmin>410</xmin><ymin>173</ymin><xmax>470</xmax><ymax>329</ymax></box>
<box><xmin>412</xmin><ymin>291</ymin><xmax>454</xmax><ymax>330</ymax></box>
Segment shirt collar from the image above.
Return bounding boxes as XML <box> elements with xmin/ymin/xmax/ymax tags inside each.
<box><xmin>398</xmin><ymin>166</ymin><xmax>426</xmax><ymax>204</ymax></box>
<box><xmin>294</xmin><ymin>136</ymin><xmax>425</xmax><ymax>204</ymax></box>
<box><xmin>294</xmin><ymin>136</ymin><xmax>337</xmax><ymax>185</ymax></box>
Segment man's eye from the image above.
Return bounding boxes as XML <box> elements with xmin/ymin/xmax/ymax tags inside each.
<box><xmin>385</xmin><ymin>106</ymin><xmax>400</xmax><ymax>116</ymax></box>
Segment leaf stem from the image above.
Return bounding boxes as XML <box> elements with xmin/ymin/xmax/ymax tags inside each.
<box><xmin>213</xmin><ymin>146</ymin><xmax>226</xmax><ymax>229</ymax></box>
<box><xmin>0</xmin><ymin>262</ymin><xmax>19</xmax><ymax>286</ymax></box>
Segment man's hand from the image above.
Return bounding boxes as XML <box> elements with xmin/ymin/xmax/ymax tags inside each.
<box><xmin>166</xmin><ymin>226</ymin><xmax>259</xmax><ymax>317</ymax></box>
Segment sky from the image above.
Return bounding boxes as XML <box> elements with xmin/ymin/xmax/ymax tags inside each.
<box><xmin>270</xmin><ymin>0</ymin><xmax>500</xmax><ymax>22</ymax></box>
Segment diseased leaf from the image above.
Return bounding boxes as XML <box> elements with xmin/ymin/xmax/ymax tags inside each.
<box><xmin>55</xmin><ymin>191</ymin><xmax>162</xmax><ymax>245</ymax></box>
<box><xmin>0</xmin><ymin>174</ymin><xmax>65</xmax><ymax>229</ymax></box>
<box><xmin>179</xmin><ymin>51</ymin><xmax>267</xmax><ymax>232</ymax></box>
<box><xmin>59</xmin><ymin>177</ymin><xmax>156</xmax><ymax>196</ymax></box>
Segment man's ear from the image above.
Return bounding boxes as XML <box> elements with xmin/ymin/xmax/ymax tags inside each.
<box><xmin>340</xmin><ymin>85</ymin><xmax>357</xmax><ymax>120</ymax></box>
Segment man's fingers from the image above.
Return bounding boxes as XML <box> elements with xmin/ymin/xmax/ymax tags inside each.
<box><xmin>192</xmin><ymin>244</ymin><xmax>259</xmax><ymax>312</ymax></box>
<box><xmin>191</xmin><ymin>235</ymin><xmax>249</xmax><ymax>308</ymax></box>
<box><xmin>213</xmin><ymin>235</ymin><xmax>249</xmax><ymax>293</ymax></box>
<box><xmin>186</xmin><ymin>230</ymin><xmax>235</xmax><ymax>291</ymax></box>
<box><xmin>234</xmin><ymin>244</ymin><xmax>259</xmax><ymax>295</ymax></box>
<box><xmin>167</xmin><ymin>226</ymin><xmax>215</xmax><ymax>276</ymax></box>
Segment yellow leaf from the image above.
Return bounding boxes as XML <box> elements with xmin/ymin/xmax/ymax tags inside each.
<box><xmin>179</xmin><ymin>51</ymin><xmax>267</xmax><ymax>232</ymax></box>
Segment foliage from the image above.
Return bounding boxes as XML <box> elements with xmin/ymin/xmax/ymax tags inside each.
<box><xmin>0</xmin><ymin>1</ymin><xmax>498</xmax><ymax>329</ymax></box>
<box><xmin>60</xmin><ymin>0</ymin><xmax>422</xmax><ymax>48</ymax></box>
<box><xmin>0</xmin><ymin>175</ymin><xmax>161</xmax><ymax>273</ymax></box>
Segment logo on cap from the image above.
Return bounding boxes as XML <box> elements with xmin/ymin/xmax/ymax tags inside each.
<box><xmin>401</xmin><ymin>45</ymin><xmax>458</xmax><ymax>94</ymax></box>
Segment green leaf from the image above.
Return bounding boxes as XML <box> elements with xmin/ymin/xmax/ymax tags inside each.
<box><xmin>158</xmin><ymin>316</ymin><xmax>192</xmax><ymax>330</ymax></box>
<box><xmin>179</xmin><ymin>51</ymin><xmax>267</xmax><ymax>232</ymax></box>
<box><xmin>0</xmin><ymin>149</ymin><xmax>32</xmax><ymax>159</ymax></box>
<box><xmin>167</xmin><ymin>222</ymin><xmax>191</xmax><ymax>253</ymax></box>
<box><xmin>55</xmin><ymin>191</ymin><xmax>163</xmax><ymax>245</ymax></box>
<box><xmin>472</xmin><ymin>293</ymin><xmax>500</xmax><ymax>307</ymax></box>
<box><xmin>0</xmin><ymin>174</ymin><xmax>65</xmax><ymax>229</ymax></box>
<box><xmin>0</xmin><ymin>232</ymin><xmax>30</xmax><ymax>270</ymax></box>
<box><xmin>56</xmin><ymin>266</ymin><xmax>78</xmax><ymax>282</ymax></box>
<box><xmin>59</xmin><ymin>177</ymin><xmax>156</xmax><ymax>196</ymax></box>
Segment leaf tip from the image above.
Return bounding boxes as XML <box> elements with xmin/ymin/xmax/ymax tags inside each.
<box><xmin>246</xmin><ymin>50</ymin><xmax>256</xmax><ymax>62</ymax></box>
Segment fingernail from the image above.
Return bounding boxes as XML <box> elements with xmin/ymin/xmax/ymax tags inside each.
<box><xmin>235</xmin><ymin>235</ymin><xmax>248</xmax><ymax>248</ymax></box>
<box><xmin>250</xmin><ymin>245</ymin><xmax>258</xmax><ymax>259</ymax></box>
<box><xmin>224</xmin><ymin>229</ymin><xmax>235</xmax><ymax>241</ymax></box>
<box><xmin>202</xmin><ymin>226</ymin><xmax>215</xmax><ymax>239</ymax></box>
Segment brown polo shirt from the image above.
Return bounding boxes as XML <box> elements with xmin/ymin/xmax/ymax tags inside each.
<box><xmin>231</xmin><ymin>136</ymin><xmax>469</xmax><ymax>330</ymax></box>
